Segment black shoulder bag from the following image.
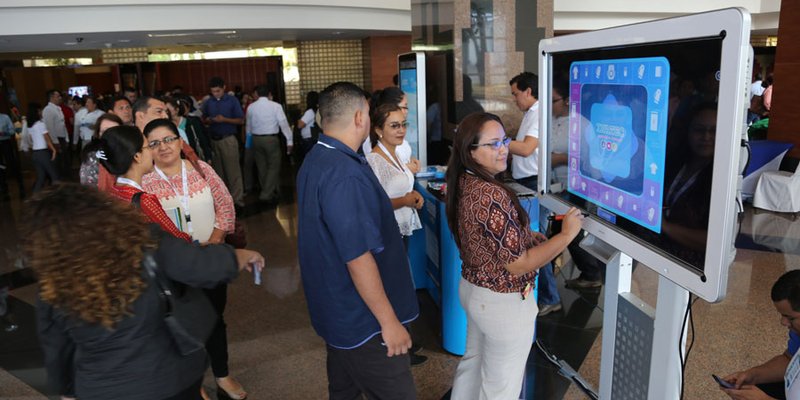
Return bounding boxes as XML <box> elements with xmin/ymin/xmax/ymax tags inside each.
<box><xmin>133</xmin><ymin>192</ymin><xmax>218</xmax><ymax>356</ymax></box>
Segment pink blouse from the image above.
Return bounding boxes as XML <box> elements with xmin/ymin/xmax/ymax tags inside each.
<box><xmin>142</xmin><ymin>160</ymin><xmax>235</xmax><ymax>242</ymax></box>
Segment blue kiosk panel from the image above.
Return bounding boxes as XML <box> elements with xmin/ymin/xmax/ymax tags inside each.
<box><xmin>408</xmin><ymin>180</ymin><xmax>540</xmax><ymax>355</ymax></box>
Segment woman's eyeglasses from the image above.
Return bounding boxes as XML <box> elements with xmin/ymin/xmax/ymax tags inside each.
<box><xmin>387</xmin><ymin>121</ymin><xmax>410</xmax><ymax>130</ymax></box>
<box><xmin>147</xmin><ymin>136</ymin><xmax>181</xmax><ymax>149</ymax></box>
<box><xmin>472</xmin><ymin>137</ymin><xmax>511</xmax><ymax>150</ymax></box>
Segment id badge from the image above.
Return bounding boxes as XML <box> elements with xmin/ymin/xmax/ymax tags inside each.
<box><xmin>521</xmin><ymin>282</ymin><xmax>533</xmax><ymax>300</ymax></box>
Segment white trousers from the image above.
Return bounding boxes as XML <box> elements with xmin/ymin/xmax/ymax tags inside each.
<box><xmin>451</xmin><ymin>278</ymin><xmax>538</xmax><ymax>400</ymax></box>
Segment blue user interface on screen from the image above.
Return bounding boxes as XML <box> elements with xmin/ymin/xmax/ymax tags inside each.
<box><xmin>567</xmin><ymin>57</ymin><xmax>670</xmax><ymax>233</ymax></box>
<box><xmin>399</xmin><ymin>68</ymin><xmax>419</xmax><ymax>159</ymax></box>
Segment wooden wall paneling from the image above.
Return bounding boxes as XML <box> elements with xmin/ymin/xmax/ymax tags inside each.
<box><xmin>766</xmin><ymin>0</ymin><xmax>800</xmax><ymax>155</ymax></box>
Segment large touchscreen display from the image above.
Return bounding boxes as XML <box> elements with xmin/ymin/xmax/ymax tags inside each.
<box><xmin>550</xmin><ymin>37</ymin><xmax>723</xmax><ymax>271</ymax></box>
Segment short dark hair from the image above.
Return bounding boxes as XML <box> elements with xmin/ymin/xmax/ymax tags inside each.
<box><xmin>772</xmin><ymin>270</ymin><xmax>800</xmax><ymax>312</ymax></box>
<box><xmin>97</xmin><ymin>125</ymin><xmax>145</xmax><ymax>175</ymax></box>
<box><xmin>370</xmin><ymin>86</ymin><xmax>405</xmax><ymax>111</ymax></box>
<box><xmin>143</xmin><ymin>118</ymin><xmax>180</xmax><ymax>139</ymax></box>
<box><xmin>111</xmin><ymin>96</ymin><xmax>132</xmax><ymax>109</ymax></box>
<box><xmin>509</xmin><ymin>72</ymin><xmax>539</xmax><ymax>99</ymax></box>
<box><xmin>319</xmin><ymin>82</ymin><xmax>368</xmax><ymax>128</ymax></box>
<box><xmin>255</xmin><ymin>85</ymin><xmax>270</xmax><ymax>98</ymax></box>
<box><xmin>209</xmin><ymin>77</ymin><xmax>225</xmax><ymax>89</ymax></box>
<box><xmin>305</xmin><ymin>91</ymin><xmax>319</xmax><ymax>111</ymax></box>
<box><xmin>46</xmin><ymin>89</ymin><xmax>60</xmax><ymax>101</ymax></box>
<box><xmin>27</xmin><ymin>102</ymin><xmax>43</xmax><ymax>125</ymax></box>
<box><xmin>132</xmin><ymin>96</ymin><xmax>157</xmax><ymax>119</ymax></box>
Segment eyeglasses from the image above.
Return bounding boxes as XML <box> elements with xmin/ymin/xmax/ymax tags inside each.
<box><xmin>552</xmin><ymin>97</ymin><xmax>564</xmax><ymax>104</ymax></box>
<box><xmin>387</xmin><ymin>121</ymin><xmax>410</xmax><ymax>130</ymax></box>
<box><xmin>147</xmin><ymin>136</ymin><xmax>181</xmax><ymax>149</ymax></box>
<box><xmin>472</xmin><ymin>137</ymin><xmax>511</xmax><ymax>150</ymax></box>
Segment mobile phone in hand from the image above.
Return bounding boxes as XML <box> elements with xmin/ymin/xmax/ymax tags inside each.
<box><xmin>712</xmin><ymin>374</ymin><xmax>735</xmax><ymax>389</ymax></box>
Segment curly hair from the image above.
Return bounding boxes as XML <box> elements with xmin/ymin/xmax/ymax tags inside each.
<box><xmin>23</xmin><ymin>183</ymin><xmax>156</xmax><ymax>329</ymax></box>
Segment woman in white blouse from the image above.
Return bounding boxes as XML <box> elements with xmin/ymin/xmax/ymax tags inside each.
<box><xmin>366</xmin><ymin>103</ymin><xmax>424</xmax><ymax>237</ymax></box>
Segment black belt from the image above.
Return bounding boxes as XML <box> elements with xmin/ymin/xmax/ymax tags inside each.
<box><xmin>253</xmin><ymin>133</ymin><xmax>279</xmax><ymax>136</ymax></box>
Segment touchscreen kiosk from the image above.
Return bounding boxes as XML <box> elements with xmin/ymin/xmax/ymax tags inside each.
<box><xmin>398</xmin><ymin>52</ymin><xmax>427</xmax><ymax>167</ymax></box>
<box><xmin>539</xmin><ymin>8</ymin><xmax>751</xmax><ymax>302</ymax></box>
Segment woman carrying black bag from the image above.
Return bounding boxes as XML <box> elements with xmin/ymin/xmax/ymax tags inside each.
<box><xmin>26</xmin><ymin>183</ymin><xmax>264</xmax><ymax>400</ymax></box>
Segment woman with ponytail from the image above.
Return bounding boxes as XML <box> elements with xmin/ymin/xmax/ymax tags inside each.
<box><xmin>98</xmin><ymin>125</ymin><xmax>191</xmax><ymax>241</ymax></box>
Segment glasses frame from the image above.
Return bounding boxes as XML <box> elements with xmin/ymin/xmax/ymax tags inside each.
<box><xmin>146</xmin><ymin>136</ymin><xmax>181</xmax><ymax>149</ymax></box>
<box><xmin>471</xmin><ymin>136</ymin><xmax>511</xmax><ymax>150</ymax></box>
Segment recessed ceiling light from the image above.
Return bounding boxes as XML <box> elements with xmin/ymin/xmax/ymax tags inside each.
<box><xmin>64</xmin><ymin>42</ymin><xmax>78</xmax><ymax>46</ymax></box>
<box><xmin>117</xmin><ymin>39</ymin><xmax>131</xmax><ymax>43</ymax></box>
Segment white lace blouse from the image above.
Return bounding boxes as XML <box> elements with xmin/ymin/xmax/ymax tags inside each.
<box><xmin>366</xmin><ymin>152</ymin><xmax>422</xmax><ymax>237</ymax></box>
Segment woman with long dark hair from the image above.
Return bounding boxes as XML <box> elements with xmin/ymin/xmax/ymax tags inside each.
<box><xmin>445</xmin><ymin>112</ymin><xmax>582</xmax><ymax>398</ymax></box>
<box><xmin>363</xmin><ymin>87</ymin><xmax>421</xmax><ymax>173</ymax></box>
<box><xmin>28</xmin><ymin>183</ymin><xmax>263</xmax><ymax>400</ymax></box>
<box><xmin>98</xmin><ymin>125</ymin><xmax>191</xmax><ymax>241</ymax></box>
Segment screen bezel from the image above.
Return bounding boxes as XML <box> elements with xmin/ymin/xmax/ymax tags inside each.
<box><xmin>538</xmin><ymin>8</ymin><xmax>751</xmax><ymax>302</ymax></box>
<box><xmin>398</xmin><ymin>52</ymin><xmax>427</xmax><ymax>168</ymax></box>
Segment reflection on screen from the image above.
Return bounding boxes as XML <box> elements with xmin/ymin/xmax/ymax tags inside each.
<box><xmin>400</xmin><ymin>69</ymin><xmax>419</xmax><ymax>159</ymax></box>
<box><xmin>567</xmin><ymin>57</ymin><xmax>670</xmax><ymax>233</ymax></box>
<box><xmin>550</xmin><ymin>38</ymin><xmax>723</xmax><ymax>272</ymax></box>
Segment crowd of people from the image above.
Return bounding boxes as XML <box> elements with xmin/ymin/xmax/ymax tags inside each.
<box><xmin>8</xmin><ymin>60</ymin><xmax>769</xmax><ymax>398</ymax></box>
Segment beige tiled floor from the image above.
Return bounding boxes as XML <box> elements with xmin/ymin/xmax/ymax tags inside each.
<box><xmin>2</xmin><ymin>176</ymin><xmax>799</xmax><ymax>399</ymax></box>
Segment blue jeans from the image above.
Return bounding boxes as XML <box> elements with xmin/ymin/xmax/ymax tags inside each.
<box><xmin>537</xmin><ymin>262</ymin><xmax>561</xmax><ymax>305</ymax></box>
<box><xmin>516</xmin><ymin>176</ymin><xmax>561</xmax><ymax>305</ymax></box>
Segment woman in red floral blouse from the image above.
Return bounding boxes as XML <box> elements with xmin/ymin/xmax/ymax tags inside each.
<box><xmin>445</xmin><ymin>112</ymin><xmax>583</xmax><ymax>398</ymax></box>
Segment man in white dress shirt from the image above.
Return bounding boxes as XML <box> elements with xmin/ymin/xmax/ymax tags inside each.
<box><xmin>42</xmin><ymin>89</ymin><xmax>70</xmax><ymax>176</ymax></box>
<box><xmin>508</xmin><ymin>71</ymin><xmax>563</xmax><ymax>316</ymax></box>
<box><xmin>508</xmin><ymin>72</ymin><xmax>541</xmax><ymax>191</ymax></box>
<box><xmin>246</xmin><ymin>85</ymin><xmax>292</xmax><ymax>204</ymax></box>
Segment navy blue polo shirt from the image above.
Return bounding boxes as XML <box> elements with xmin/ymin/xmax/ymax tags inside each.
<box><xmin>201</xmin><ymin>94</ymin><xmax>243</xmax><ymax>139</ymax></box>
<box><xmin>296</xmin><ymin>134</ymin><xmax>419</xmax><ymax>349</ymax></box>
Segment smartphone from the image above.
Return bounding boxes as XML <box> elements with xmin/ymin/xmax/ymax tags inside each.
<box><xmin>712</xmin><ymin>374</ymin><xmax>735</xmax><ymax>389</ymax></box>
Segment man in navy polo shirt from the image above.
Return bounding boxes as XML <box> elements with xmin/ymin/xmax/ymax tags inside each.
<box><xmin>297</xmin><ymin>82</ymin><xmax>419</xmax><ymax>399</ymax></box>
<box><xmin>202</xmin><ymin>76</ymin><xmax>245</xmax><ymax>207</ymax></box>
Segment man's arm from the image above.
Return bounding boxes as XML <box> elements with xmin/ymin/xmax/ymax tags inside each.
<box><xmin>724</xmin><ymin>352</ymin><xmax>791</xmax><ymax>389</ymax></box>
<box><xmin>509</xmin><ymin>135</ymin><xmax>538</xmax><ymax>157</ymax></box>
<box><xmin>346</xmin><ymin>251</ymin><xmax>411</xmax><ymax>357</ymax></box>
<box><xmin>42</xmin><ymin>107</ymin><xmax>59</xmax><ymax>143</ymax></box>
<box><xmin>277</xmin><ymin>109</ymin><xmax>293</xmax><ymax>153</ymax></box>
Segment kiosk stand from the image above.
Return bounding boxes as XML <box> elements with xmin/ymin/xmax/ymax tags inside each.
<box><xmin>582</xmin><ymin>234</ymin><xmax>689</xmax><ymax>400</ymax></box>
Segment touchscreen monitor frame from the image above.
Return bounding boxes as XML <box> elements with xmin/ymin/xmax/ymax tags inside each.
<box><xmin>538</xmin><ymin>8</ymin><xmax>751</xmax><ymax>302</ymax></box>
<box><xmin>398</xmin><ymin>52</ymin><xmax>427</xmax><ymax>168</ymax></box>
